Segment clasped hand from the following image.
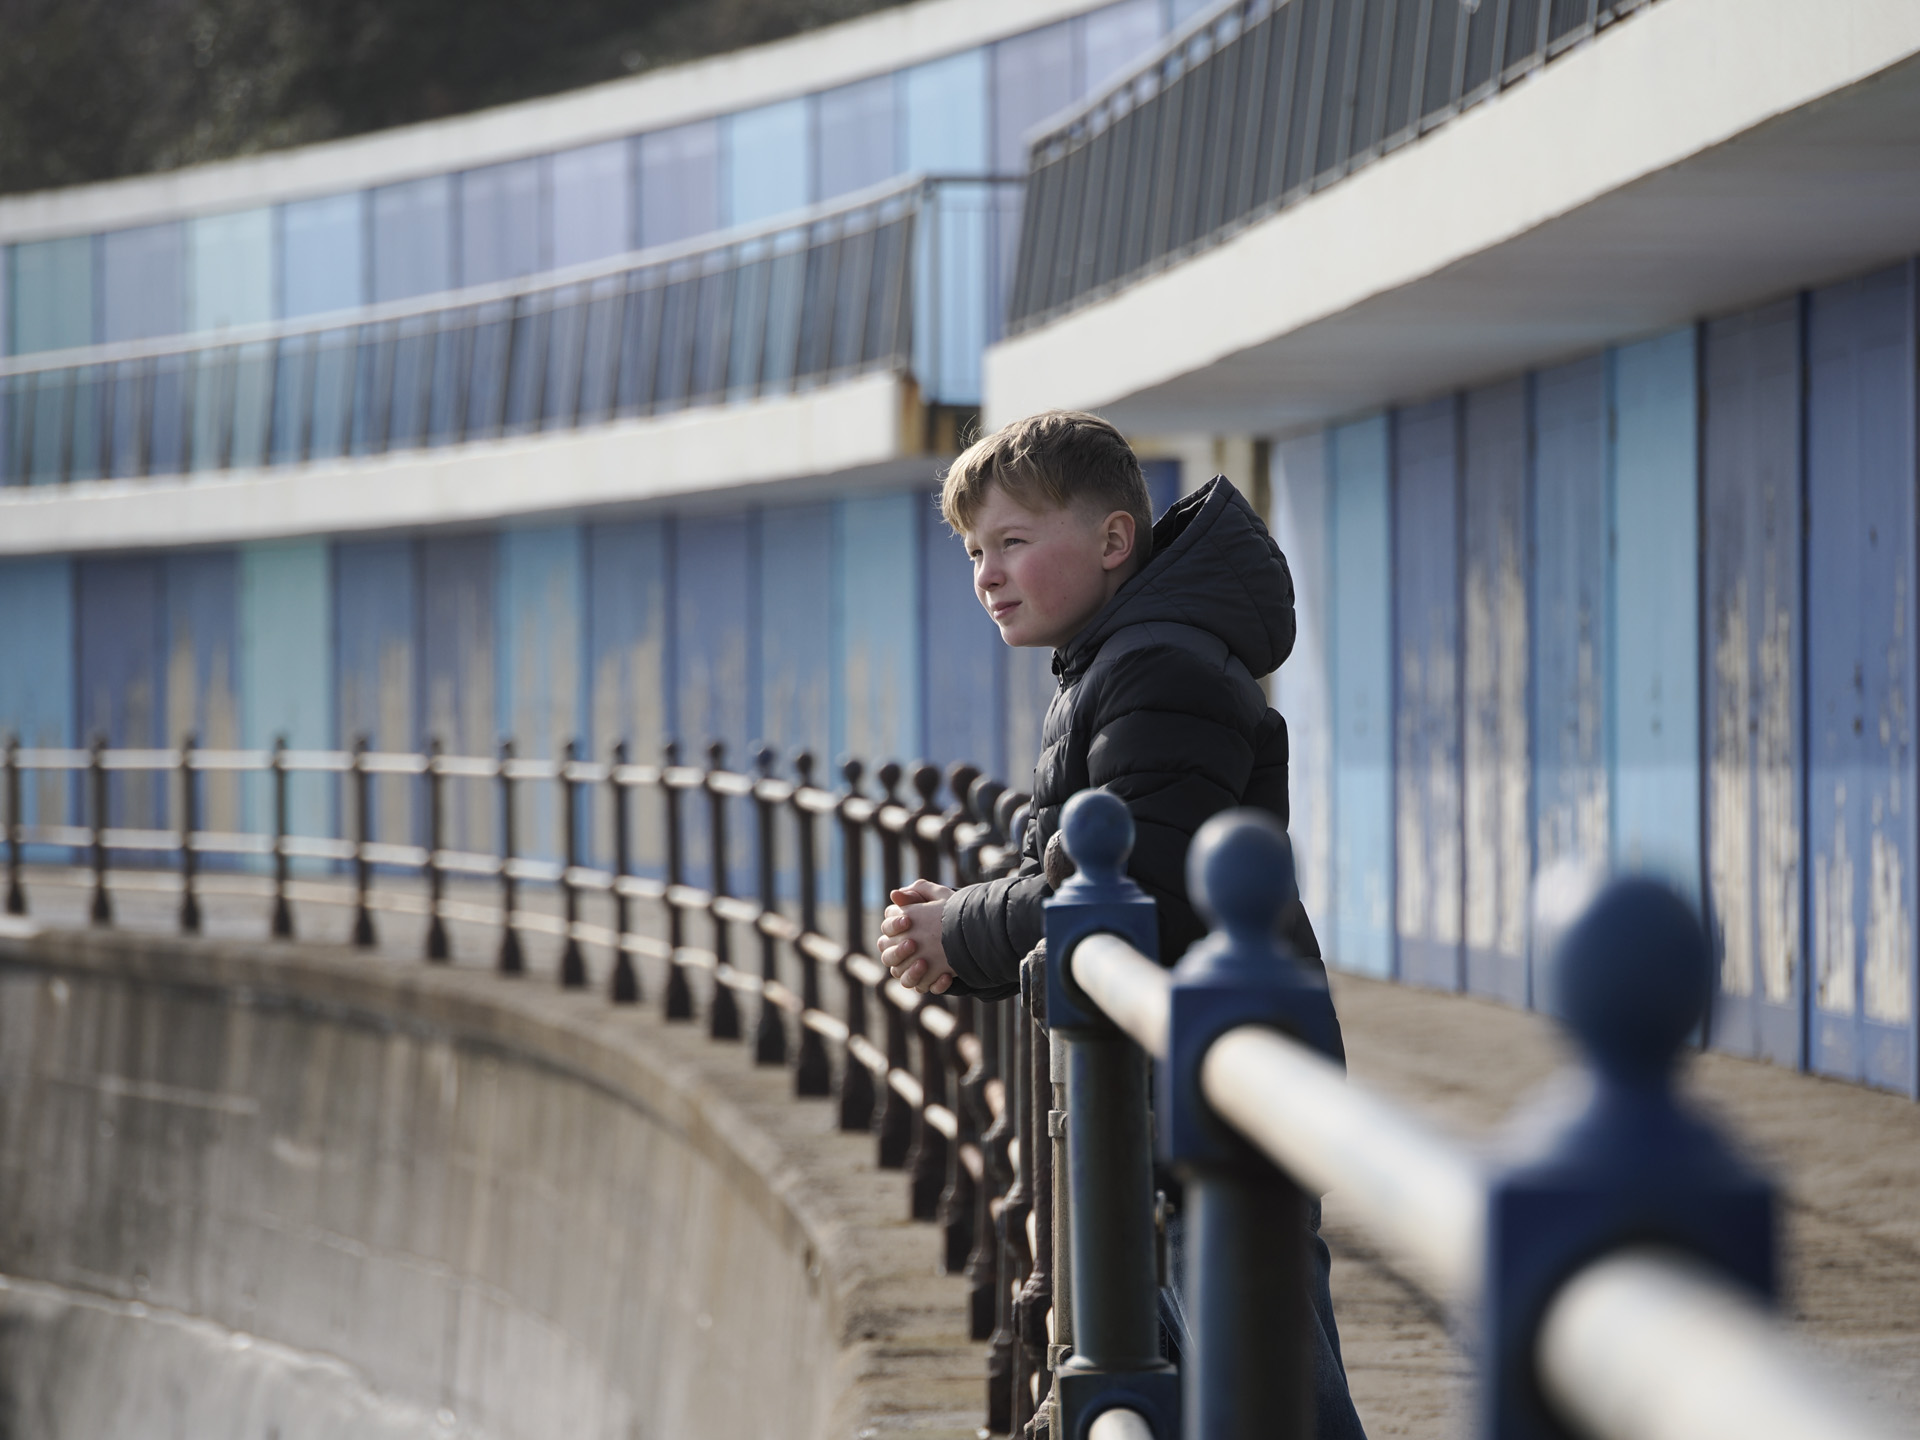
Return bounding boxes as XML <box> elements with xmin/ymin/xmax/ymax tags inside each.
<box><xmin>877</xmin><ymin>878</ymin><xmax>956</xmax><ymax>995</ymax></box>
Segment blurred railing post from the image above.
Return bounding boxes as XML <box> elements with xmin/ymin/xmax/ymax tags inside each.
<box><xmin>424</xmin><ymin>737</ymin><xmax>449</xmax><ymax>961</ymax></box>
<box><xmin>753</xmin><ymin>745</ymin><xmax>787</xmax><ymax>1064</ymax></box>
<box><xmin>874</xmin><ymin>761</ymin><xmax>914</xmax><ymax>1168</ymax></box>
<box><xmin>4</xmin><ymin>734</ymin><xmax>24</xmax><ymax>916</ymax></box>
<box><xmin>706</xmin><ymin>740</ymin><xmax>741</xmax><ymax>1039</ymax></box>
<box><xmin>269</xmin><ymin>736</ymin><xmax>292</xmax><ymax>939</ymax></box>
<box><xmin>177</xmin><ymin>733</ymin><xmax>201</xmax><ymax>935</ymax></box>
<box><xmin>560</xmin><ymin>738</ymin><xmax>587</xmax><ymax>989</ymax></box>
<box><xmin>350</xmin><ymin>736</ymin><xmax>375</xmax><ymax>947</ymax></box>
<box><xmin>496</xmin><ymin>738</ymin><xmax>523</xmax><ymax>974</ymax></box>
<box><xmin>791</xmin><ymin>751</ymin><xmax>832</xmax><ymax>1096</ymax></box>
<box><xmin>88</xmin><ymin>735</ymin><xmax>111</xmax><ymax>926</ymax></box>
<box><xmin>838</xmin><ymin>757</ymin><xmax>877</xmax><ymax>1130</ymax></box>
<box><xmin>1045</xmin><ymin>791</ymin><xmax>1178</xmax><ymax>1439</ymax></box>
<box><xmin>1015</xmin><ymin>952</ymin><xmax>1054</xmax><ymax>1436</ymax></box>
<box><xmin>609</xmin><ymin>740</ymin><xmax>640</xmax><ymax>1004</ymax></box>
<box><xmin>661</xmin><ymin>739</ymin><xmax>693</xmax><ymax>1019</ymax></box>
<box><xmin>905</xmin><ymin>763</ymin><xmax>952</xmax><ymax>1223</ymax></box>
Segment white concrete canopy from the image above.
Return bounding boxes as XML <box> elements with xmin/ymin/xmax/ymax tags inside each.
<box><xmin>984</xmin><ymin>0</ymin><xmax>1920</xmax><ymax>437</ymax></box>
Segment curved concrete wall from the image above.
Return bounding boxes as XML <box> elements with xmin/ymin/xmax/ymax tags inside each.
<box><xmin>0</xmin><ymin>928</ymin><xmax>976</xmax><ymax>1439</ymax></box>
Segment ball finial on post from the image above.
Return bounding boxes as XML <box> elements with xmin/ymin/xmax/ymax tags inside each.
<box><xmin>1187</xmin><ymin>810</ymin><xmax>1296</xmax><ymax>944</ymax></box>
<box><xmin>1058</xmin><ymin>789</ymin><xmax>1134</xmax><ymax>893</ymax></box>
<box><xmin>1551</xmin><ymin>875</ymin><xmax>1709</xmax><ymax>1084</ymax></box>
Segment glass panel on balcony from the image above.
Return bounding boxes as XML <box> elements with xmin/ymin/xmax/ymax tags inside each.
<box><xmin>728</xmin><ymin>98</ymin><xmax>812</xmax><ymax>227</ymax></box>
<box><xmin>817</xmin><ymin>76</ymin><xmax>899</xmax><ymax>202</ymax></box>
<box><xmin>282</xmin><ymin>193</ymin><xmax>367</xmax><ymax>318</ymax></box>
<box><xmin>638</xmin><ymin>120</ymin><xmax>721</xmax><ymax>249</ymax></box>
<box><xmin>372</xmin><ymin>176</ymin><xmax>454</xmax><ymax>303</ymax></box>
<box><xmin>551</xmin><ymin>140</ymin><xmax>634</xmax><ymax>268</ymax></box>
<box><xmin>460</xmin><ymin>158</ymin><xmax>543</xmax><ymax>286</ymax></box>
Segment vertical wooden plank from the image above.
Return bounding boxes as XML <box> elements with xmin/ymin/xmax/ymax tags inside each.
<box><xmin>1271</xmin><ymin>431</ymin><xmax>1335</xmax><ymax>937</ymax></box>
<box><xmin>758</xmin><ymin>503</ymin><xmax>835</xmax><ymax>770</ymax></box>
<box><xmin>0</xmin><ymin>557</ymin><xmax>76</xmax><ymax>846</ymax></box>
<box><xmin>1004</xmin><ymin>646</ymin><xmax>1055</xmax><ymax>795</ymax></box>
<box><xmin>1332</xmin><ymin>415</ymin><xmax>1393</xmax><ymax>977</ymax></box>
<box><xmin>1807</xmin><ymin>267</ymin><xmax>1918</xmax><ymax>1094</ymax></box>
<box><xmin>922</xmin><ymin>493</ymin><xmax>1005</xmax><ymax>779</ymax></box>
<box><xmin>420</xmin><ymin>535</ymin><xmax>497</xmax><ymax>853</ymax></box>
<box><xmin>240</xmin><ymin>540</ymin><xmax>332</xmax><ymax>856</ymax></box>
<box><xmin>77</xmin><ymin>557</ymin><xmax>168</xmax><ymax>829</ymax></box>
<box><xmin>164</xmin><ymin>551</ymin><xmax>242</xmax><ymax>833</ymax></box>
<box><xmin>588</xmin><ymin>520</ymin><xmax>670</xmax><ymax>874</ymax></box>
<box><xmin>1612</xmin><ymin>330</ymin><xmax>1705</xmax><ymax>898</ymax></box>
<box><xmin>836</xmin><ymin>494</ymin><xmax>922</xmax><ymax>771</ymax></box>
<box><xmin>674</xmin><ymin>511</ymin><xmax>757</xmax><ymax>892</ymax></box>
<box><xmin>499</xmin><ymin>525</ymin><xmax>586</xmax><ymax>863</ymax></box>
<box><xmin>334</xmin><ymin>540</ymin><xmax>417</xmax><ymax>845</ymax></box>
<box><xmin>1393</xmin><ymin>398</ymin><xmax>1463</xmax><ymax>990</ymax></box>
<box><xmin>1462</xmin><ymin>378</ymin><xmax>1532</xmax><ymax>1006</ymax></box>
<box><xmin>1703</xmin><ymin>300</ymin><xmax>1805</xmax><ymax>1068</ymax></box>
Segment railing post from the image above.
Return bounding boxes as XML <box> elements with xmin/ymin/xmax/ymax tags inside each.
<box><xmin>608</xmin><ymin>740</ymin><xmax>640</xmax><ymax>1004</ymax></box>
<box><xmin>424</xmin><ymin>737</ymin><xmax>449</xmax><ymax>961</ymax></box>
<box><xmin>837</xmin><ymin>757</ymin><xmax>876</xmax><ymax>1130</ymax></box>
<box><xmin>177</xmin><ymin>732</ymin><xmax>201</xmax><ymax>934</ymax></box>
<box><xmin>1045</xmin><ymin>791</ymin><xmax>1177</xmax><ymax>1438</ymax></box>
<box><xmin>270</xmin><ymin>736</ymin><xmax>292</xmax><ymax>939</ymax></box>
<box><xmin>705</xmin><ymin>739</ymin><xmax>741</xmax><ymax>1039</ymax></box>
<box><xmin>4</xmin><ymin>734</ymin><xmax>24</xmax><ymax>916</ymax></box>
<box><xmin>662</xmin><ymin>739</ymin><xmax>693</xmax><ymax>1020</ymax></box>
<box><xmin>560</xmin><ymin>738</ymin><xmax>587</xmax><ymax>988</ymax></box>
<box><xmin>1157</xmin><ymin>813</ymin><xmax>1343</xmax><ymax>1440</ymax></box>
<box><xmin>874</xmin><ymin>761</ymin><xmax>913</xmax><ymax>1169</ymax></box>
<box><xmin>790</xmin><ymin>751</ymin><xmax>831</xmax><ymax>1096</ymax></box>
<box><xmin>978</xmin><ymin>995</ymin><xmax>1016</xmax><ymax>1360</ymax></box>
<box><xmin>1015</xmin><ymin>953</ymin><xmax>1054</xmax><ymax>1438</ymax></box>
<box><xmin>87</xmin><ymin>734</ymin><xmax>112</xmax><ymax>926</ymax></box>
<box><xmin>905</xmin><ymin>763</ymin><xmax>951</xmax><ymax>1222</ymax></box>
<box><xmin>350</xmin><ymin>736</ymin><xmax>375</xmax><ymax>948</ymax></box>
<box><xmin>496</xmin><ymin>738</ymin><xmax>523</xmax><ymax>974</ymax></box>
<box><xmin>752</xmin><ymin>745</ymin><xmax>786</xmax><ymax>1064</ymax></box>
<box><xmin>988</xmin><ymin>961</ymin><xmax>1031</xmax><ymax>1436</ymax></box>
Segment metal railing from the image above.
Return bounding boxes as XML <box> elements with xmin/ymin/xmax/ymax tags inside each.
<box><xmin>1030</xmin><ymin>788</ymin><xmax>1913</xmax><ymax>1440</ymax></box>
<box><xmin>1008</xmin><ymin>0</ymin><xmax>1661</xmax><ymax>332</ymax></box>
<box><xmin>0</xmin><ymin>176</ymin><xmax>1022</xmax><ymax>487</ymax></box>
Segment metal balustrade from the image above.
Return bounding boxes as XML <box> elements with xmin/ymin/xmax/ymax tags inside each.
<box><xmin>1008</xmin><ymin>0</ymin><xmax>1661</xmax><ymax>333</ymax></box>
<box><xmin>0</xmin><ymin>176</ymin><xmax>1021</xmax><ymax>487</ymax></box>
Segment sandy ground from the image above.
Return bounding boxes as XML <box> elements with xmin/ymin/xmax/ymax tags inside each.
<box><xmin>1325</xmin><ymin>972</ymin><xmax>1920</xmax><ymax>1438</ymax></box>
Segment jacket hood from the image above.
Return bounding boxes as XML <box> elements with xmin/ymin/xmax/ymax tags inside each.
<box><xmin>1055</xmin><ymin>475</ymin><xmax>1297</xmax><ymax>682</ymax></box>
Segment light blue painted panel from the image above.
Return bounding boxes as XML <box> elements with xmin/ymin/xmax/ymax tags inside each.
<box><xmin>587</xmin><ymin>520</ymin><xmax>671</xmax><ymax>874</ymax></box>
<box><xmin>163</xmin><ymin>552</ymin><xmax>242</xmax><ymax>834</ymax></box>
<box><xmin>922</xmin><ymin>493</ymin><xmax>1003</xmax><ymax>779</ymax></box>
<box><xmin>459</xmin><ymin>159</ymin><xmax>543</xmax><ymax>286</ymax></box>
<box><xmin>1611</xmin><ymin>330</ymin><xmax>1702</xmax><ymax>903</ymax></box>
<box><xmin>77</xmin><ymin>557</ymin><xmax>168</xmax><ymax>830</ymax></box>
<box><xmin>1392</xmin><ymin>399</ymin><xmax>1462</xmax><ymax>990</ymax></box>
<box><xmin>816</xmin><ymin>77</ymin><xmax>899</xmax><ymax>202</ymax></box>
<box><xmin>0</xmin><ymin>558</ymin><xmax>76</xmax><ymax>843</ymax></box>
<box><xmin>420</xmin><ymin>535</ymin><xmax>497</xmax><ymax>853</ymax></box>
<box><xmin>188</xmin><ymin>209</ymin><xmax>273</xmax><ymax>331</ymax></box>
<box><xmin>673</xmin><ymin>512</ymin><xmax>756</xmax><ymax>895</ymax></box>
<box><xmin>638</xmin><ymin>122</ymin><xmax>721</xmax><ymax>250</ymax></box>
<box><xmin>333</xmin><ymin>540</ymin><xmax>417</xmax><ymax>845</ymax></box>
<box><xmin>1461</xmin><ymin>378</ymin><xmax>1532</xmax><ymax>1006</ymax></box>
<box><xmin>1080</xmin><ymin>0</ymin><xmax>1166</xmax><ymax>94</ymax></box>
<box><xmin>1532</xmin><ymin>355</ymin><xmax>1611</xmax><ymax>888</ymax></box>
<box><xmin>758</xmin><ymin>503</ymin><xmax>834</xmax><ymax>771</ymax></box>
<box><xmin>281</xmin><ymin>193</ymin><xmax>367</xmax><ymax>318</ymax></box>
<box><xmin>10</xmin><ymin>237</ymin><xmax>95</xmax><ymax>352</ymax></box>
<box><xmin>371</xmin><ymin>176</ymin><xmax>454</xmax><ymax>303</ymax></box>
<box><xmin>726</xmin><ymin>98</ymin><xmax>811</xmax><ymax>228</ymax></box>
<box><xmin>551</xmin><ymin>140</ymin><xmax>634</xmax><ymax>267</ymax></box>
<box><xmin>903</xmin><ymin>49</ymin><xmax>989</xmax><ymax>172</ymax></box>
<box><xmin>498</xmin><ymin>524</ymin><xmax>586</xmax><ymax>862</ymax></box>
<box><xmin>1270</xmin><ymin>433</ymin><xmax>1334</xmax><ymax>933</ymax></box>
<box><xmin>1005</xmin><ymin>645</ymin><xmax>1055</xmax><ymax>797</ymax></box>
<box><xmin>1330</xmin><ymin>417</ymin><xmax>1393</xmax><ymax>977</ymax></box>
<box><xmin>992</xmin><ymin>22</ymin><xmax>1077</xmax><ymax>174</ymax></box>
<box><xmin>240</xmin><ymin>539</ymin><xmax>332</xmax><ymax>853</ymax></box>
<box><xmin>836</xmin><ymin>493</ymin><xmax>921</xmax><ymax>773</ymax></box>
<box><xmin>102</xmin><ymin>222</ymin><xmax>186</xmax><ymax>341</ymax></box>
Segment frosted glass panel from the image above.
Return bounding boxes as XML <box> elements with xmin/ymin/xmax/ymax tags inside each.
<box><xmin>1081</xmin><ymin>0</ymin><xmax>1165</xmax><ymax>94</ymax></box>
<box><xmin>551</xmin><ymin>140</ymin><xmax>633</xmax><ymax>267</ymax></box>
<box><xmin>638</xmin><ymin>121</ymin><xmax>721</xmax><ymax>249</ymax></box>
<box><xmin>189</xmin><ymin>208</ymin><xmax>273</xmax><ymax>332</ymax></box>
<box><xmin>904</xmin><ymin>49</ymin><xmax>988</xmax><ymax>173</ymax></box>
<box><xmin>460</xmin><ymin>158</ymin><xmax>542</xmax><ymax>285</ymax></box>
<box><xmin>371</xmin><ymin>176</ymin><xmax>454</xmax><ymax>302</ymax></box>
<box><xmin>10</xmin><ymin>237</ymin><xmax>94</xmax><ymax>353</ymax></box>
<box><xmin>992</xmin><ymin>23</ymin><xmax>1077</xmax><ymax>174</ymax></box>
<box><xmin>102</xmin><ymin>222</ymin><xmax>186</xmax><ymax>341</ymax></box>
<box><xmin>281</xmin><ymin>192</ymin><xmax>366</xmax><ymax>318</ymax></box>
<box><xmin>726</xmin><ymin>98</ymin><xmax>811</xmax><ymax>227</ymax></box>
<box><xmin>816</xmin><ymin>77</ymin><xmax>898</xmax><ymax>201</ymax></box>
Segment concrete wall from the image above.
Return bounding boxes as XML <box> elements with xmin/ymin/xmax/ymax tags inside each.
<box><xmin>0</xmin><ymin>927</ymin><xmax>975</xmax><ymax>1439</ymax></box>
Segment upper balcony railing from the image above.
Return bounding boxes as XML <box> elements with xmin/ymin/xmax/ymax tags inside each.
<box><xmin>0</xmin><ymin>176</ymin><xmax>1021</xmax><ymax>489</ymax></box>
<box><xmin>1007</xmin><ymin>0</ymin><xmax>1660</xmax><ymax>333</ymax></box>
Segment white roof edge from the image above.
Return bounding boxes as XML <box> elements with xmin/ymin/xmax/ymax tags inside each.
<box><xmin>0</xmin><ymin>0</ymin><xmax>1096</xmax><ymax>244</ymax></box>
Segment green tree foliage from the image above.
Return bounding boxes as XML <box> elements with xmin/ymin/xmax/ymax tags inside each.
<box><xmin>0</xmin><ymin>0</ymin><xmax>910</xmax><ymax>196</ymax></box>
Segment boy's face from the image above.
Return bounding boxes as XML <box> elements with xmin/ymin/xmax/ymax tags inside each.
<box><xmin>963</xmin><ymin>484</ymin><xmax>1138</xmax><ymax>650</ymax></box>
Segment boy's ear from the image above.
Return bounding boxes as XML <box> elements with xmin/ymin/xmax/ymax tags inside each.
<box><xmin>1099</xmin><ymin>510</ymin><xmax>1138</xmax><ymax>572</ymax></box>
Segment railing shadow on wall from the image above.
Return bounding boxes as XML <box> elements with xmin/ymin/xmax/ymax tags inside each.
<box><xmin>6</xmin><ymin>738</ymin><xmax>1912</xmax><ymax>1440</ymax></box>
<box><xmin>0</xmin><ymin>175</ymin><xmax>1023</xmax><ymax>488</ymax></box>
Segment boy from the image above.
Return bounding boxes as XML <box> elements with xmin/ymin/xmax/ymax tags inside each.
<box><xmin>876</xmin><ymin>409</ymin><xmax>1364</xmax><ymax>1438</ymax></box>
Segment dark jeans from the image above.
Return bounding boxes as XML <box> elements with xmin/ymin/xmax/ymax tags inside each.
<box><xmin>1162</xmin><ymin>1198</ymin><xmax>1368</xmax><ymax>1440</ymax></box>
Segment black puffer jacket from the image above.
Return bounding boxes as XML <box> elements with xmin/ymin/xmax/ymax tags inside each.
<box><xmin>943</xmin><ymin>476</ymin><xmax>1323</xmax><ymax>1000</ymax></box>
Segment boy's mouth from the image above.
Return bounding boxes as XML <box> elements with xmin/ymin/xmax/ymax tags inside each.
<box><xmin>989</xmin><ymin>600</ymin><xmax>1020</xmax><ymax>622</ymax></box>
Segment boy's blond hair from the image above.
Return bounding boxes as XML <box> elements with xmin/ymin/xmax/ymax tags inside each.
<box><xmin>940</xmin><ymin>410</ymin><xmax>1155</xmax><ymax>567</ymax></box>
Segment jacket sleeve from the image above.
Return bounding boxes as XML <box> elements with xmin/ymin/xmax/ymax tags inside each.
<box><xmin>1083</xmin><ymin>639</ymin><xmax>1264</xmax><ymax>962</ymax></box>
<box><xmin>940</xmin><ymin>858</ymin><xmax>1048</xmax><ymax>1000</ymax></box>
